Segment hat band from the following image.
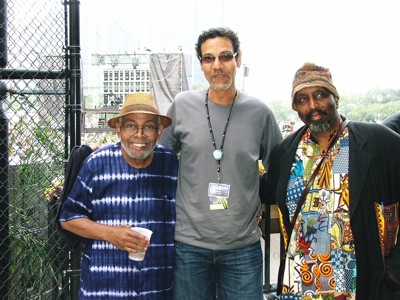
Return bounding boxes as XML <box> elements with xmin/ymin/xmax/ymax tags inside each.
<box><xmin>296</xmin><ymin>78</ymin><xmax>337</xmax><ymax>91</ymax></box>
<box><xmin>120</xmin><ymin>103</ymin><xmax>160</xmax><ymax>116</ymax></box>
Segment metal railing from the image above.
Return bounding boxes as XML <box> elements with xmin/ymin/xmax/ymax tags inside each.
<box><xmin>0</xmin><ymin>0</ymin><xmax>81</xmax><ymax>299</ymax></box>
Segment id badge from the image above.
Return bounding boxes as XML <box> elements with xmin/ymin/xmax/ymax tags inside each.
<box><xmin>208</xmin><ymin>182</ymin><xmax>230</xmax><ymax>210</ymax></box>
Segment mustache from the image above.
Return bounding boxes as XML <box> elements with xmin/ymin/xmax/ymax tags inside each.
<box><xmin>213</xmin><ymin>71</ymin><xmax>225</xmax><ymax>76</ymax></box>
<box><xmin>306</xmin><ymin>109</ymin><xmax>327</xmax><ymax>122</ymax></box>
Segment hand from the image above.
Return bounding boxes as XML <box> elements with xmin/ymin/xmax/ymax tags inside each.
<box><xmin>60</xmin><ymin>219</ymin><xmax>151</xmax><ymax>253</ymax></box>
<box><xmin>90</xmin><ymin>144</ymin><xmax>101</xmax><ymax>151</ymax></box>
<box><xmin>107</xmin><ymin>225</ymin><xmax>150</xmax><ymax>253</ymax></box>
<box><xmin>256</xmin><ymin>208</ymin><xmax>264</xmax><ymax>224</ymax></box>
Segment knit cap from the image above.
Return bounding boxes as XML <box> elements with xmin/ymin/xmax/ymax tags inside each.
<box><xmin>292</xmin><ymin>62</ymin><xmax>339</xmax><ymax>107</ymax></box>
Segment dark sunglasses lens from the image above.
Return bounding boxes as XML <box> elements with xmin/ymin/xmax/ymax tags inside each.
<box><xmin>201</xmin><ymin>54</ymin><xmax>235</xmax><ymax>64</ymax></box>
<box><xmin>202</xmin><ymin>56</ymin><xmax>214</xmax><ymax>63</ymax></box>
<box><xmin>219</xmin><ymin>54</ymin><xmax>234</xmax><ymax>62</ymax></box>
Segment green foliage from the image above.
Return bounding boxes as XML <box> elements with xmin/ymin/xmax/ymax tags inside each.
<box><xmin>340</xmin><ymin>88</ymin><xmax>400</xmax><ymax>122</ymax></box>
<box><xmin>267</xmin><ymin>98</ymin><xmax>295</xmax><ymax>123</ymax></box>
<box><xmin>9</xmin><ymin>204</ymin><xmax>58</xmax><ymax>299</ymax></box>
<box><xmin>8</xmin><ymin>117</ymin><xmax>65</xmax><ymax>299</ymax></box>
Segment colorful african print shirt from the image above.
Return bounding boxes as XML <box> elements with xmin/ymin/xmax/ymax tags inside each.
<box><xmin>59</xmin><ymin>143</ymin><xmax>179</xmax><ymax>300</ymax></box>
<box><xmin>281</xmin><ymin>128</ymin><xmax>357</xmax><ymax>300</ymax></box>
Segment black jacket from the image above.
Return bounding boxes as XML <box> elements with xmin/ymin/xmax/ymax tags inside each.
<box><xmin>56</xmin><ymin>145</ymin><xmax>93</xmax><ymax>248</ymax></box>
<box><xmin>260</xmin><ymin>120</ymin><xmax>400</xmax><ymax>300</ymax></box>
<box><xmin>382</xmin><ymin>112</ymin><xmax>400</xmax><ymax>134</ymax></box>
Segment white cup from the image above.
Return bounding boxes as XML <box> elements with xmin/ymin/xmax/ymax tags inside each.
<box><xmin>128</xmin><ymin>227</ymin><xmax>153</xmax><ymax>261</ymax></box>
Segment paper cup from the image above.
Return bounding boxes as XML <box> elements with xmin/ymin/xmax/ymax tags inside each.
<box><xmin>128</xmin><ymin>227</ymin><xmax>153</xmax><ymax>261</ymax></box>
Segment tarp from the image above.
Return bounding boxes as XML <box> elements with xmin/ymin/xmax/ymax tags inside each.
<box><xmin>150</xmin><ymin>53</ymin><xmax>191</xmax><ymax>114</ymax></box>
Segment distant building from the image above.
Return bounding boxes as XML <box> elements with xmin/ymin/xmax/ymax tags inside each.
<box><xmin>102</xmin><ymin>68</ymin><xmax>151</xmax><ymax>107</ymax></box>
<box><xmin>83</xmin><ymin>52</ymin><xmax>192</xmax><ymax>132</ymax></box>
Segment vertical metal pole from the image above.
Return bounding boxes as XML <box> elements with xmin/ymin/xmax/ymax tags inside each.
<box><xmin>68</xmin><ymin>0</ymin><xmax>81</xmax><ymax>148</ymax></box>
<box><xmin>64</xmin><ymin>1</ymin><xmax>70</xmax><ymax>161</ymax></box>
<box><xmin>70</xmin><ymin>1</ymin><xmax>81</xmax><ymax>298</ymax></box>
<box><xmin>263</xmin><ymin>204</ymin><xmax>271</xmax><ymax>294</ymax></box>
<box><xmin>63</xmin><ymin>1</ymin><xmax>82</xmax><ymax>299</ymax></box>
<box><xmin>0</xmin><ymin>82</ymin><xmax>10</xmax><ymax>299</ymax></box>
<box><xmin>0</xmin><ymin>0</ymin><xmax>7</xmax><ymax>68</ymax></box>
<box><xmin>0</xmin><ymin>0</ymin><xmax>9</xmax><ymax>297</ymax></box>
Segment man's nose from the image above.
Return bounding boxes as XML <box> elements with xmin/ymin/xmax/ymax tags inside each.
<box><xmin>211</xmin><ymin>58</ymin><xmax>223</xmax><ymax>69</ymax></box>
<box><xmin>307</xmin><ymin>97</ymin><xmax>319</xmax><ymax>110</ymax></box>
<box><xmin>134</xmin><ymin>128</ymin><xmax>145</xmax><ymax>137</ymax></box>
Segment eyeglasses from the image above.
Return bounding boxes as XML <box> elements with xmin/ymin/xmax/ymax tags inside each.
<box><xmin>200</xmin><ymin>53</ymin><xmax>237</xmax><ymax>64</ymax></box>
<box><xmin>120</xmin><ymin>123</ymin><xmax>158</xmax><ymax>137</ymax></box>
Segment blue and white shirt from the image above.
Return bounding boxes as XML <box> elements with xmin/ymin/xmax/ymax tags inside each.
<box><xmin>59</xmin><ymin>143</ymin><xmax>179</xmax><ymax>299</ymax></box>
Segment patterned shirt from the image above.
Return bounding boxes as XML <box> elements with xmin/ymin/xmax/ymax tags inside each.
<box><xmin>59</xmin><ymin>143</ymin><xmax>179</xmax><ymax>300</ymax></box>
<box><xmin>281</xmin><ymin>128</ymin><xmax>357</xmax><ymax>300</ymax></box>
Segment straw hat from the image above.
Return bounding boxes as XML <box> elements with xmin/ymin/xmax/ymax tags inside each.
<box><xmin>107</xmin><ymin>93</ymin><xmax>172</xmax><ymax>128</ymax></box>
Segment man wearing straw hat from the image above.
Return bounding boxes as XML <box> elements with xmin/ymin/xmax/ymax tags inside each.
<box><xmin>59</xmin><ymin>93</ymin><xmax>179</xmax><ymax>299</ymax></box>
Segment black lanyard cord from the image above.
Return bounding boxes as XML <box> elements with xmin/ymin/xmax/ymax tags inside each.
<box><xmin>205</xmin><ymin>90</ymin><xmax>237</xmax><ymax>182</ymax></box>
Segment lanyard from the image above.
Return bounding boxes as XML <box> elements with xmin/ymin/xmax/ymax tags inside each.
<box><xmin>205</xmin><ymin>90</ymin><xmax>237</xmax><ymax>183</ymax></box>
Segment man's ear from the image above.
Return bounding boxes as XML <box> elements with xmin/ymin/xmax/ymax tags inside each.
<box><xmin>199</xmin><ymin>57</ymin><xmax>205</xmax><ymax>72</ymax></box>
<box><xmin>116</xmin><ymin>122</ymin><xmax>122</xmax><ymax>138</ymax></box>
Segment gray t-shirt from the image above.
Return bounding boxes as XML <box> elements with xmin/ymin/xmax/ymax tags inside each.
<box><xmin>159</xmin><ymin>89</ymin><xmax>282</xmax><ymax>250</ymax></box>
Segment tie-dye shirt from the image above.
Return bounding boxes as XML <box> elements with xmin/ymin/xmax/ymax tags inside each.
<box><xmin>59</xmin><ymin>142</ymin><xmax>178</xmax><ymax>299</ymax></box>
<box><xmin>281</xmin><ymin>128</ymin><xmax>357</xmax><ymax>300</ymax></box>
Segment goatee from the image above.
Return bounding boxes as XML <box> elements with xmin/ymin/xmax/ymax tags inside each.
<box><xmin>306</xmin><ymin>109</ymin><xmax>333</xmax><ymax>133</ymax></box>
<box><xmin>309</xmin><ymin>121</ymin><xmax>332</xmax><ymax>133</ymax></box>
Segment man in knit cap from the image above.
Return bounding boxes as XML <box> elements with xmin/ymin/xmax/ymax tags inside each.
<box><xmin>261</xmin><ymin>62</ymin><xmax>400</xmax><ymax>299</ymax></box>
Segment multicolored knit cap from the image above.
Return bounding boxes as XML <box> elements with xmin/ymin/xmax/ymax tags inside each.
<box><xmin>291</xmin><ymin>62</ymin><xmax>339</xmax><ymax>108</ymax></box>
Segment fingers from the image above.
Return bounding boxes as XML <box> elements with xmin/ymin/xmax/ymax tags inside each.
<box><xmin>256</xmin><ymin>210</ymin><xmax>264</xmax><ymax>224</ymax></box>
<box><xmin>110</xmin><ymin>226</ymin><xmax>150</xmax><ymax>252</ymax></box>
<box><xmin>126</xmin><ymin>229</ymin><xmax>150</xmax><ymax>250</ymax></box>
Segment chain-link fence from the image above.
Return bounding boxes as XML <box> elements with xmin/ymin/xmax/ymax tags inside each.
<box><xmin>0</xmin><ymin>1</ymin><xmax>284</xmax><ymax>298</ymax></box>
<box><xmin>0</xmin><ymin>0</ymin><xmax>81</xmax><ymax>299</ymax></box>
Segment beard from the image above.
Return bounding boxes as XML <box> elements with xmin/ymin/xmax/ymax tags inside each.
<box><xmin>210</xmin><ymin>74</ymin><xmax>233</xmax><ymax>91</ymax></box>
<box><xmin>120</xmin><ymin>139</ymin><xmax>155</xmax><ymax>161</ymax></box>
<box><xmin>306</xmin><ymin>109</ymin><xmax>335</xmax><ymax>133</ymax></box>
<box><xmin>309</xmin><ymin>120</ymin><xmax>332</xmax><ymax>133</ymax></box>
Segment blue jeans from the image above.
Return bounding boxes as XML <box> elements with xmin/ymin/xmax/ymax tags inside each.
<box><xmin>173</xmin><ymin>240</ymin><xmax>263</xmax><ymax>300</ymax></box>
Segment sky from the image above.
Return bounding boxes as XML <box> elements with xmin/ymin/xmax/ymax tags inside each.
<box><xmin>80</xmin><ymin>0</ymin><xmax>400</xmax><ymax>103</ymax></box>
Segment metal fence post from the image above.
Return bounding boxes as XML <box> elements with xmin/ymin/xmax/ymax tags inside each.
<box><xmin>68</xmin><ymin>0</ymin><xmax>81</xmax><ymax>148</ymax></box>
<box><xmin>0</xmin><ymin>82</ymin><xmax>10</xmax><ymax>299</ymax></box>
<box><xmin>0</xmin><ymin>0</ymin><xmax>9</xmax><ymax>295</ymax></box>
<box><xmin>0</xmin><ymin>0</ymin><xmax>7</xmax><ymax>68</ymax></box>
<box><xmin>66</xmin><ymin>1</ymin><xmax>82</xmax><ymax>299</ymax></box>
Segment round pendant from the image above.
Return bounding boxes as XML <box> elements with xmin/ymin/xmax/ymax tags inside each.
<box><xmin>213</xmin><ymin>149</ymin><xmax>224</xmax><ymax>160</ymax></box>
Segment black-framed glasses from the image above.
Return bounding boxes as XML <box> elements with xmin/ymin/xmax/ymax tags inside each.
<box><xmin>120</xmin><ymin>123</ymin><xmax>158</xmax><ymax>137</ymax></box>
<box><xmin>200</xmin><ymin>52</ymin><xmax>237</xmax><ymax>64</ymax></box>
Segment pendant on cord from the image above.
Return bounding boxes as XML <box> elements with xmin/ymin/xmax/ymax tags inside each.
<box><xmin>213</xmin><ymin>149</ymin><xmax>224</xmax><ymax>161</ymax></box>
